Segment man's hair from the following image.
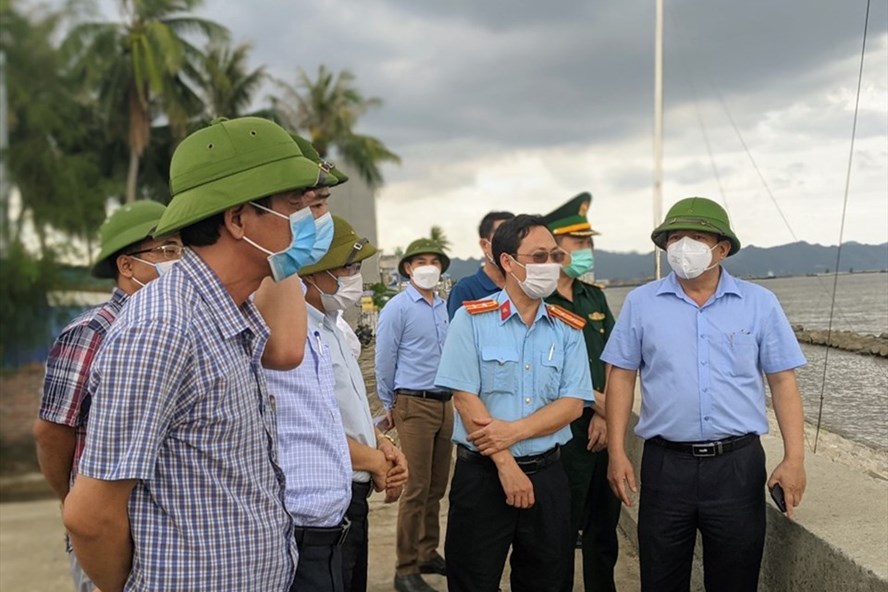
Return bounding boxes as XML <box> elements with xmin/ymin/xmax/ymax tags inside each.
<box><xmin>180</xmin><ymin>195</ymin><xmax>273</xmax><ymax>247</ymax></box>
<box><xmin>478</xmin><ymin>211</ymin><xmax>515</xmax><ymax>240</ymax></box>
<box><xmin>491</xmin><ymin>214</ymin><xmax>549</xmax><ymax>275</ymax></box>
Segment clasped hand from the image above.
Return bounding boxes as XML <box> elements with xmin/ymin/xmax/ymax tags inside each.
<box><xmin>467</xmin><ymin>417</ymin><xmax>520</xmax><ymax>456</ymax></box>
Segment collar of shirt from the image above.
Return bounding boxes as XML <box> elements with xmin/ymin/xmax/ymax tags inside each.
<box><xmin>657</xmin><ymin>267</ymin><xmax>743</xmax><ymax>307</ymax></box>
<box><xmin>494</xmin><ymin>289</ymin><xmax>552</xmax><ymax>327</ymax></box>
<box><xmin>406</xmin><ymin>282</ymin><xmax>444</xmax><ymax>306</ymax></box>
<box><xmin>109</xmin><ymin>287</ymin><xmax>129</xmax><ymax>309</ymax></box>
<box><xmin>476</xmin><ymin>266</ymin><xmax>499</xmax><ymax>292</ymax></box>
<box><xmin>178</xmin><ymin>250</ymin><xmax>269</xmax><ymax>344</ymax></box>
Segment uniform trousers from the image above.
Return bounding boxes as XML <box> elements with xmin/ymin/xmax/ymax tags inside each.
<box><xmin>445</xmin><ymin>454</ymin><xmax>572</xmax><ymax>592</ymax></box>
<box><xmin>392</xmin><ymin>395</ymin><xmax>453</xmax><ymax>575</ymax></box>
<box><xmin>342</xmin><ymin>480</ymin><xmax>373</xmax><ymax>592</ymax></box>
<box><xmin>560</xmin><ymin>408</ymin><xmax>621</xmax><ymax>592</ymax></box>
<box><xmin>638</xmin><ymin>437</ymin><xmax>767</xmax><ymax>592</ymax></box>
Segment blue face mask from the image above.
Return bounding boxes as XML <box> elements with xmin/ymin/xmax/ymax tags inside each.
<box><xmin>563</xmin><ymin>248</ymin><xmax>594</xmax><ymax>278</ymax></box>
<box><xmin>306</xmin><ymin>212</ymin><xmax>334</xmax><ymax>266</ymax></box>
<box><xmin>243</xmin><ymin>204</ymin><xmax>317</xmax><ymax>282</ymax></box>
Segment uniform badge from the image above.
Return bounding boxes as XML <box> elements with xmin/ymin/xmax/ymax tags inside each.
<box><xmin>589</xmin><ymin>312</ymin><xmax>606</xmax><ymax>321</ymax></box>
<box><xmin>500</xmin><ymin>300</ymin><xmax>511</xmax><ymax>320</ymax></box>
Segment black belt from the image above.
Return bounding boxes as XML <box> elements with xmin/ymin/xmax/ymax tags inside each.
<box><xmin>293</xmin><ymin>517</ymin><xmax>351</xmax><ymax>547</ymax></box>
<box><xmin>397</xmin><ymin>389</ymin><xmax>453</xmax><ymax>402</ymax></box>
<box><xmin>456</xmin><ymin>445</ymin><xmax>561</xmax><ymax>475</ymax></box>
<box><xmin>646</xmin><ymin>434</ymin><xmax>758</xmax><ymax>458</ymax></box>
<box><xmin>352</xmin><ymin>480</ymin><xmax>373</xmax><ymax>499</ymax></box>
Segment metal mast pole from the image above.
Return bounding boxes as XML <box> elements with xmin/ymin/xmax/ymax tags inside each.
<box><xmin>653</xmin><ymin>0</ymin><xmax>664</xmax><ymax>279</ymax></box>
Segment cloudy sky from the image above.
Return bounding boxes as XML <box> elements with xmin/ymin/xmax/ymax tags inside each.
<box><xmin>81</xmin><ymin>0</ymin><xmax>888</xmax><ymax>258</ymax></box>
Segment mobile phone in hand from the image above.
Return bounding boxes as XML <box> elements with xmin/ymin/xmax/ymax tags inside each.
<box><xmin>769</xmin><ymin>483</ymin><xmax>787</xmax><ymax>513</ymax></box>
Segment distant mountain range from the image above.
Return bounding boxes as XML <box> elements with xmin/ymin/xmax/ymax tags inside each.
<box><xmin>446</xmin><ymin>242</ymin><xmax>888</xmax><ymax>283</ymax></box>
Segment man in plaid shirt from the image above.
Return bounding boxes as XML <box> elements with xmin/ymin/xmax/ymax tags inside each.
<box><xmin>34</xmin><ymin>200</ymin><xmax>180</xmax><ymax>592</ymax></box>
<box><xmin>62</xmin><ymin>117</ymin><xmax>328</xmax><ymax>592</ymax></box>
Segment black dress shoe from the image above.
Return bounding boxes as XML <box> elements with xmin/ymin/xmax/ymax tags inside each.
<box><xmin>394</xmin><ymin>573</ymin><xmax>436</xmax><ymax>592</ymax></box>
<box><xmin>418</xmin><ymin>552</ymin><xmax>447</xmax><ymax>576</ymax></box>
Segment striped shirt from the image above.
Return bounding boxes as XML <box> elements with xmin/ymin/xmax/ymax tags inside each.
<box><xmin>265</xmin><ymin>305</ymin><xmax>352</xmax><ymax>527</ymax></box>
<box><xmin>79</xmin><ymin>250</ymin><xmax>296</xmax><ymax>591</ymax></box>
<box><xmin>39</xmin><ymin>288</ymin><xmax>127</xmax><ymax>487</ymax></box>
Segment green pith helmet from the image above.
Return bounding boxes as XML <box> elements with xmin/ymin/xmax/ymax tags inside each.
<box><xmin>299</xmin><ymin>216</ymin><xmax>377</xmax><ymax>276</ymax></box>
<box><xmin>652</xmin><ymin>197</ymin><xmax>740</xmax><ymax>256</ymax></box>
<box><xmin>543</xmin><ymin>192</ymin><xmax>600</xmax><ymax>237</ymax></box>
<box><xmin>91</xmin><ymin>200</ymin><xmax>168</xmax><ymax>278</ymax></box>
<box><xmin>290</xmin><ymin>134</ymin><xmax>349</xmax><ymax>187</ymax></box>
<box><xmin>398</xmin><ymin>238</ymin><xmax>450</xmax><ymax>277</ymax></box>
<box><xmin>154</xmin><ymin>117</ymin><xmax>322</xmax><ymax>236</ymax></box>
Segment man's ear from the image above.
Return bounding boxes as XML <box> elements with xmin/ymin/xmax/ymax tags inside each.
<box><xmin>115</xmin><ymin>254</ymin><xmax>134</xmax><ymax>279</ymax></box>
<box><xmin>223</xmin><ymin>205</ymin><xmax>248</xmax><ymax>240</ymax></box>
<box><xmin>499</xmin><ymin>252</ymin><xmax>513</xmax><ymax>275</ymax></box>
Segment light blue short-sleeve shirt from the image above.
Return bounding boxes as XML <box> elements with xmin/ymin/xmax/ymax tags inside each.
<box><xmin>601</xmin><ymin>268</ymin><xmax>806</xmax><ymax>442</ymax></box>
<box><xmin>435</xmin><ymin>290</ymin><xmax>594</xmax><ymax>457</ymax></box>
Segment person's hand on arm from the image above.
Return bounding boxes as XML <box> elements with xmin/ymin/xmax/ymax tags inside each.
<box><xmin>468</xmin><ymin>397</ymin><xmax>583</xmax><ymax>456</ymax></box>
<box><xmin>255</xmin><ymin>275</ymin><xmax>307</xmax><ymax>370</ymax></box>
<box><xmin>63</xmin><ymin>476</ymin><xmax>137</xmax><ymax>592</ymax></box>
<box><xmin>455</xmin><ymin>391</ymin><xmax>535</xmax><ymax>508</ymax></box>
<box><xmin>605</xmin><ymin>367</ymin><xmax>639</xmax><ymax>506</ymax></box>
<box><xmin>376</xmin><ymin>432</ymin><xmax>408</xmax><ymax>502</ymax></box>
<box><xmin>766</xmin><ymin>369</ymin><xmax>807</xmax><ymax>519</ymax></box>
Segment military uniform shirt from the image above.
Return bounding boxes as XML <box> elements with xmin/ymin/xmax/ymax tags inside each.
<box><xmin>601</xmin><ymin>268</ymin><xmax>806</xmax><ymax>442</ymax></box>
<box><xmin>435</xmin><ymin>290</ymin><xmax>594</xmax><ymax>457</ymax></box>
<box><xmin>546</xmin><ymin>279</ymin><xmax>614</xmax><ymax>394</ymax></box>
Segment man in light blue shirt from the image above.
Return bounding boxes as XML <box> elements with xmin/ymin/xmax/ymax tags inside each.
<box><xmin>435</xmin><ymin>214</ymin><xmax>593</xmax><ymax>592</ymax></box>
<box><xmin>603</xmin><ymin>197</ymin><xmax>807</xmax><ymax>592</ymax></box>
<box><xmin>298</xmin><ymin>216</ymin><xmax>409</xmax><ymax>592</ymax></box>
<box><xmin>375</xmin><ymin>238</ymin><xmax>451</xmax><ymax>592</ymax></box>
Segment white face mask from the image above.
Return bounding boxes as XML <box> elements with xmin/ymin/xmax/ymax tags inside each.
<box><xmin>510</xmin><ymin>258</ymin><xmax>561</xmax><ymax>300</ymax></box>
<box><xmin>411</xmin><ymin>265</ymin><xmax>441</xmax><ymax>290</ymax></box>
<box><xmin>666</xmin><ymin>236</ymin><xmax>718</xmax><ymax>279</ymax></box>
<box><xmin>131</xmin><ymin>257</ymin><xmax>177</xmax><ymax>286</ymax></box>
<box><xmin>318</xmin><ymin>272</ymin><xmax>364</xmax><ymax>311</ymax></box>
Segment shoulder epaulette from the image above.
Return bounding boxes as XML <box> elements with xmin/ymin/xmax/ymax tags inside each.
<box><xmin>546</xmin><ymin>304</ymin><xmax>587</xmax><ymax>329</ymax></box>
<box><xmin>462</xmin><ymin>299</ymin><xmax>499</xmax><ymax>315</ymax></box>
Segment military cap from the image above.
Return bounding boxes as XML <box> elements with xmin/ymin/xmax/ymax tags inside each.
<box><xmin>290</xmin><ymin>134</ymin><xmax>349</xmax><ymax>187</ymax></box>
<box><xmin>398</xmin><ymin>238</ymin><xmax>450</xmax><ymax>277</ymax></box>
<box><xmin>299</xmin><ymin>216</ymin><xmax>377</xmax><ymax>276</ymax></box>
<box><xmin>543</xmin><ymin>192</ymin><xmax>600</xmax><ymax>237</ymax></box>
<box><xmin>154</xmin><ymin>117</ymin><xmax>322</xmax><ymax>236</ymax></box>
<box><xmin>652</xmin><ymin>197</ymin><xmax>740</xmax><ymax>256</ymax></box>
<box><xmin>91</xmin><ymin>200</ymin><xmax>167</xmax><ymax>278</ymax></box>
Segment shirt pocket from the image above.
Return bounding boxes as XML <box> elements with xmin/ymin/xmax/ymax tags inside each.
<box><xmin>538</xmin><ymin>352</ymin><xmax>563</xmax><ymax>402</ymax></box>
<box><xmin>480</xmin><ymin>346</ymin><xmax>520</xmax><ymax>395</ymax></box>
<box><xmin>724</xmin><ymin>332</ymin><xmax>760</xmax><ymax>378</ymax></box>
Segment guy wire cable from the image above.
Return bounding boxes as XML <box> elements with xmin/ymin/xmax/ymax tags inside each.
<box><xmin>814</xmin><ymin>0</ymin><xmax>872</xmax><ymax>453</ymax></box>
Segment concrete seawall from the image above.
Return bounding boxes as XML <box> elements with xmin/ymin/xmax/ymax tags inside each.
<box><xmin>794</xmin><ymin>326</ymin><xmax>888</xmax><ymax>358</ymax></box>
<box><xmin>617</xmin><ymin>405</ymin><xmax>888</xmax><ymax>592</ymax></box>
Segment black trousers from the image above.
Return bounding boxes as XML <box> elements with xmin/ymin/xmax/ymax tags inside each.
<box><xmin>444</xmin><ymin>456</ymin><xmax>572</xmax><ymax>592</ymax></box>
<box><xmin>638</xmin><ymin>438</ymin><xmax>767</xmax><ymax>592</ymax></box>
<box><xmin>290</xmin><ymin>528</ymin><xmax>346</xmax><ymax>592</ymax></box>
<box><xmin>342</xmin><ymin>481</ymin><xmax>372</xmax><ymax>592</ymax></box>
<box><xmin>561</xmin><ymin>409</ymin><xmax>621</xmax><ymax>592</ymax></box>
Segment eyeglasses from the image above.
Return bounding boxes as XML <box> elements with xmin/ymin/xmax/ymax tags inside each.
<box><xmin>342</xmin><ymin>262</ymin><xmax>363</xmax><ymax>276</ymax></box>
<box><xmin>513</xmin><ymin>249</ymin><xmax>568</xmax><ymax>264</ymax></box>
<box><xmin>127</xmin><ymin>244</ymin><xmax>184</xmax><ymax>261</ymax></box>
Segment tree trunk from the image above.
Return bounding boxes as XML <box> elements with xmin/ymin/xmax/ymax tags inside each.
<box><xmin>126</xmin><ymin>147</ymin><xmax>139</xmax><ymax>203</ymax></box>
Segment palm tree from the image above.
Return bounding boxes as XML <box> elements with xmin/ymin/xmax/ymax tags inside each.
<box><xmin>63</xmin><ymin>0</ymin><xmax>228</xmax><ymax>202</ymax></box>
<box><xmin>429</xmin><ymin>226</ymin><xmax>451</xmax><ymax>252</ymax></box>
<box><xmin>272</xmin><ymin>65</ymin><xmax>400</xmax><ymax>188</ymax></box>
<box><xmin>198</xmin><ymin>41</ymin><xmax>265</xmax><ymax>119</ymax></box>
